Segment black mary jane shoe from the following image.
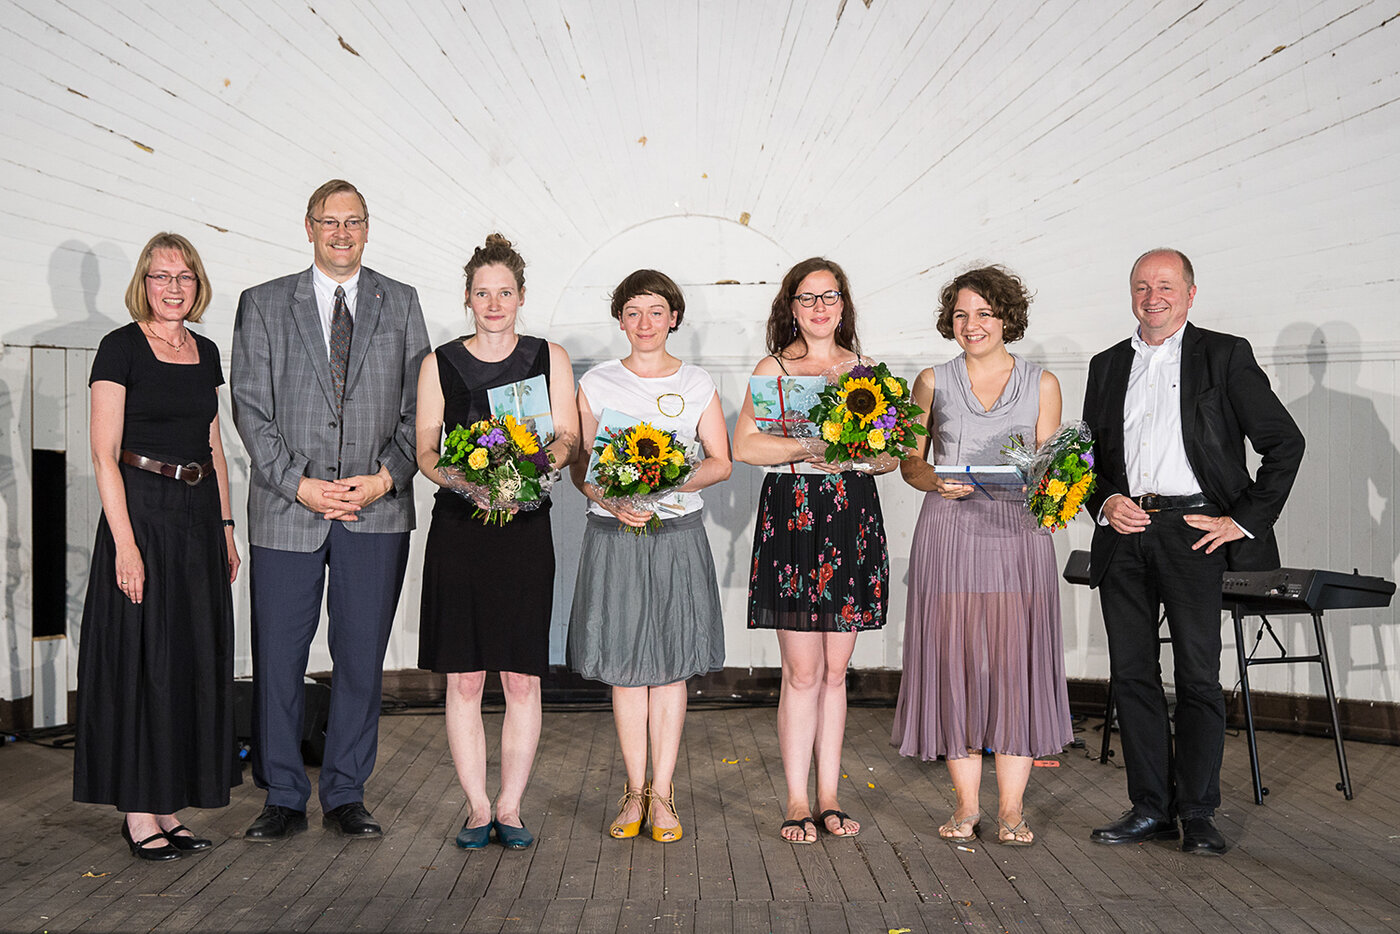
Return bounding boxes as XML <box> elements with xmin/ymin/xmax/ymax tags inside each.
<box><xmin>162</xmin><ymin>824</ymin><xmax>213</xmax><ymax>851</ymax></box>
<box><xmin>121</xmin><ymin>821</ymin><xmax>181</xmax><ymax>861</ymax></box>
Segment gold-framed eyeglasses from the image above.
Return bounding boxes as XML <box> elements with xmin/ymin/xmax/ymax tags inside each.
<box><xmin>146</xmin><ymin>273</ymin><xmax>197</xmax><ymax>287</ymax></box>
<box><xmin>309</xmin><ymin>216</ymin><xmax>367</xmax><ymax>231</ymax></box>
<box><xmin>793</xmin><ymin>290</ymin><xmax>842</xmax><ymax>307</ymax></box>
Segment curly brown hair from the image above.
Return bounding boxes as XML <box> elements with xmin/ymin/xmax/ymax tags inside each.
<box><xmin>765</xmin><ymin>257</ymin><xmax>860</xmax><ymax>357</ymax></box>
<box><xmin>935</xmin><ymin>266</ymin><xmax>1031</xmax><ymax>343</ymax></box>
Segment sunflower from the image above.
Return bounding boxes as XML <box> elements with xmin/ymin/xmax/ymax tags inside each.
<box><xmin>837</xmin><ymin>377</ymin><xmax>887</xmax><ymax>428</ymax></box>
<box><xmin>502</xmin><ymin>415</ymin><xmax>540</xmax><ymax>455</ymax></box>
<box><xmin>625</xmin><ymin>422</ymin><xmax>673</xmax><ymax>464</ymax></box>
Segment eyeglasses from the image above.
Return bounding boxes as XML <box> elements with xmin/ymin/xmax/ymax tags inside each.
<box><xmin>146</xmin><ymin>273</ymin><xmax>197</xmax><ymax>287</ymax></box>
<box><xmin>793</xmin><ymin>290</ymin><xmax>842</xmax><ymax>307</ymax></box>
<box><xmin>308</xmin><ymin>216</ymin><xmax>367</xmax><ymax>231</ymax></box>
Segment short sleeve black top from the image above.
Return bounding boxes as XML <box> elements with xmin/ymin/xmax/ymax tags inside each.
<box><xmin>89</xmin><ymin>323</ymin><xmax>224</xmax><ymax>463</ymax></box>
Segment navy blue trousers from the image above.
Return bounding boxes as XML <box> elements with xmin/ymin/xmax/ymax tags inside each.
<box><xmin>249</xmin><ymin>523</ymin><xmax>409</xmax><ymax>812</ymax></box>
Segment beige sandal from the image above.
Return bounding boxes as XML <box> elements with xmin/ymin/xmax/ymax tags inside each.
<box><xmin>997</xmin><ymin>815</ymin><xmax>1034</xmax><ymax>847</ymax></box>
<box><xmin>938</xmin><ymin>812</ymin><xmax>980</xmax><ymax>842</ymax></box>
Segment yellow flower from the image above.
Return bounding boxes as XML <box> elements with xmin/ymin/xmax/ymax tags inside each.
<box><xmin>467</xmin><ymin>448</ymin><xmax>489</xmax><ymax>471</ymax></box>
<box><xmin>502</xmin><ymin>415</ymin><xmax>540</xmax><ymax>454</ymax></box>
<box><xmin>883</xmin><ymin>376</ymin><xmax>903</xmax><ymax>398</ymax></box>
<box><xmin>1059</xmin><ymin>501</ymin><xmax>1078</xmax><ymax>521</ymax></box>
<box><xmin>822</xmin><ymin>420</ymin><xmax>843</xmax><ymax>442</ymax></box>
<box><xmin>625</xmin><ymin>422</ymin><xmax>673</xmax><ymax>464</ymax></box>
<box><xmin>599</xmin><ymin>444</ymin><xmax>616</xmax><ymax>465</ymax></box>
<box><xmin>1045</xmin><ymin>478</ymin><xmax>1068</xmax><ymax>498</ymax></box>
<box><xmin>1042</xmin><ymin>514</ymin><xmax>1056</xmax><ymax>527</ymax></box>
<box><xmin>667</xmin><ymin>448</ymin><xmax>686</xmax><ymax>465</ymax></box>
<box><xmin>837</xmin><ymin>377</ymin><xmax>887</xmax><ymax>428</ymax></box>
<box><xmin>867</xmin><ymin>428</ymin><xmax>886</xmax><ymax>450</ymax></box>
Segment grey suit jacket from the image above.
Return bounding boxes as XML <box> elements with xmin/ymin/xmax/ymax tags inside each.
<box><xmin>231</xmin><ymin>265</ymin><xmax>431</xmax><ymax>552</ymax></box>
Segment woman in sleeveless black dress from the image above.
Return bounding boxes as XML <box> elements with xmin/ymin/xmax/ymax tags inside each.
<box><xmin>74</xmin><ymin>233</ymin><xmax>240</xmax><ymax>860</ymax></box>
<box><xmin>415</xmin><ymin>234</ymin><xmax>580</xmax><ymax>850</ymax></box>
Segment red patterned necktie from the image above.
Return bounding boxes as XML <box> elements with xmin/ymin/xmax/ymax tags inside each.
<box><xmin>330</xmin><ymin>285</ymin><xmax>353</xmax><ymax>416</ymax></box>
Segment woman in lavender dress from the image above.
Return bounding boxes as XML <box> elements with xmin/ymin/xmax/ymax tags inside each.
<box><xmin>891</xmin><ymin>266</ymin><xmax>1072</xmax><ymax>847</ymax></box>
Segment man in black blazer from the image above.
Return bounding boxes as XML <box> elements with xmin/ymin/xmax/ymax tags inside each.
<box><xmin>1081</xmin><ymin>248</ymin><xmax>1303</xmax><ymax>855</ymax></box>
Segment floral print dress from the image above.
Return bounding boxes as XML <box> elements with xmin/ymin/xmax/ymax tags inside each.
<box><xmin>747</xmin><ymin>471</ymin><xmax>888</xmax><ymax>632</ymax></box>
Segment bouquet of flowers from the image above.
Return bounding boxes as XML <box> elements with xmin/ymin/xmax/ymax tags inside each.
<box><xmin>805</xmin><ymin>361</ymin><xmax>927</xmax><ymax>465</ymax></box>
<box><xmin>591</xmin><ymin>421</ymin><xmax>698</xmax><ymax>533</ymax></box>
<box><xmin>437</xmin><ymin>415</ymin><xmax>554</xmax><ymax>525</ymax></box>
<box><xmin>1002</xmin><ymin>420</ymin><xmax>1097</xmax><ymax>531</ymax></box>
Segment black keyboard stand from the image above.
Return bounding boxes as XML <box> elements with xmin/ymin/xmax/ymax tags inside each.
<box><xmin>1228</xmin><ymin>604</ymin><xmax>1353</xmax><ymax>804</ymax></box>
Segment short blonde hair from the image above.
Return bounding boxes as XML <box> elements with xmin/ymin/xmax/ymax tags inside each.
<box><xmin>123</xmin><ymin>232</ymin><xmax>213</xmax><ymax>322</ymax></box>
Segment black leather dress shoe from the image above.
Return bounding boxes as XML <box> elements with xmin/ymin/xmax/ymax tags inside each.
<box><xmin>1181</xmin><ymin>817</ymin><xmax>1227</xmax><ymax>855</ymax></box>
<box><xmin>244</xmin><ymin>805</ymin><xmax>308</xmax><ymax>841</ymax></box>
<box><xmin>1090</xmin><ymin>809</ymin><xmax>1179</xmax><ymax>845</ymax></box>
<box><xmin>322</xmin><ymin>802</ymin><xmax>382</xmax><ymax>837</ymax></box>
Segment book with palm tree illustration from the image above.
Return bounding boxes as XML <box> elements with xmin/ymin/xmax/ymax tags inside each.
<box><xmin>487</xmin><ymin>375</ymin><xmax>554</xmax><ymax>442</ymax></box>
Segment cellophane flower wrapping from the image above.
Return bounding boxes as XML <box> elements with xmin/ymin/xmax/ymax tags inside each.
<box><xmin>437</xmin><ymin>415</ymin><xmax>556</xmax><ymax>525</ymax></box>
<box><xmin>804</xmin><ymin>361</ymin><xmax>927</xmax><ymax>466</ymax></box>
<box><xmin>591</xmin><ymin>421</ymin><xmax>701</xmax><ymax>533</ymax></box>
<box><xmin>1002</xmin><ymin>420</ymin><xmax>1097</xmax><ymax>531</ymax></box>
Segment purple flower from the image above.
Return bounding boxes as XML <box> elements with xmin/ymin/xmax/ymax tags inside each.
<box><xmin>848</xmin><ymin>365</ymin><xmax>875</xmax><ymax>379</ymax></box>
<box><xmin>479</xmin><ymin>428</ymin><xmax>508</xmax><ymax>448</ymax></box>
<box><xmin>1083</xmin><ymin>452</ymin><xmax>1095</xmax><ymax>468</ymax></box>
<box><xmin>527</xmin><ymin>449</ymin><xmax>550</xmax><ymax>470</ymax></box>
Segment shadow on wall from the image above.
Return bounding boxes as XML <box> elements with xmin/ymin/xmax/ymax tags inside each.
<box><xmin>1277</xmin><ymin>322</ymin><xmax>1397</xmax><ymax>708</ymax></box>
<box><xmin>0</xmin><ymin>242</ymin><xmax>130</xmax><ymax>696</ymax></box>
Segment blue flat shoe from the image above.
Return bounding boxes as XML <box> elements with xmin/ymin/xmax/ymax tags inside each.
<box><xmin>455</xmin><ymin>821</ymin><xmax>491</xmax><ymax>849</ymax></box>
<box><xmin>492</xmin><ymin>819</ymin><xmax>534</xmax><ymax>849</ymax></box>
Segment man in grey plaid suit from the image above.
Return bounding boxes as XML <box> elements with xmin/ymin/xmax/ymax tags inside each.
<box><xmin>231</xmin><ymin>179</ymin><xmax>430</xmax><ymax>840</ymax></box>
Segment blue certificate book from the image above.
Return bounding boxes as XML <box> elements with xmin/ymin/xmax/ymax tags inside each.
<box><xmin>933</xmin><ymin>465</ymin><xmax>1026</xmax><ymax>501</ymax></box>
<box><xmin>749</xmin><ymin>375</ymin><xmax>824</xmax><ymax>439</ymax></box>
<box><xmin>487</xmin><ymin>375</ymin><xmax>553</xmax><ymax>442</ymax></box>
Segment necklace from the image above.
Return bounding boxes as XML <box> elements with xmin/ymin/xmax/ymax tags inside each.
<box><xmin>144</xmin><ymin>322</ymin><xmax>188</xmax><ymax>351</ymax></box>
<box><xmin>656</xmin><ymin>392</ymin><xmax>685</xmax><ymax>418</ymax></box>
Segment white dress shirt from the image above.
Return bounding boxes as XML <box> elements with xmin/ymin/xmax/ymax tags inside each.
<box><xmin>1123</xmin><ymin>324</ymin><xmax>1201</xmax><ymax>498</ymax></box>
<box><xmin>311</xmin><ymin>266</ymin><xmax>361</xmax><ymax>358</ymax></box>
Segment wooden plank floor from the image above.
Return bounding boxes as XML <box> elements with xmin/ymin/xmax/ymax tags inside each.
<box><xmin>2</xmin><ymin>705</ymin><xmax>1398</xmax><ymax>933</ymax></box>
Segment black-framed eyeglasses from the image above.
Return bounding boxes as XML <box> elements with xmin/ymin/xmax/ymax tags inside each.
<box><xmin>309</xmin><ymin>216</ymin><xmax>367</xmax><ymax>231</ymax></box>
<box><xmin>146</xmin><ymin>273</ymin><xmax>197</xmax><ymax>287</ymax></box>
<box><xmin>793</xmin><ymin>290</ymin><xmax>842</xmax><ymax>307</ymax></box>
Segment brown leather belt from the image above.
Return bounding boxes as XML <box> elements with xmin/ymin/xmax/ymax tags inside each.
<box><xmin>1136</xmin><ymin>492</ymin><xmax>1214</xmax><ymax>513</ymax></box>
<box><xmin>121</xmin><ymin>450</ymin><xmax>214</xmax><ymax>486</ymax></box>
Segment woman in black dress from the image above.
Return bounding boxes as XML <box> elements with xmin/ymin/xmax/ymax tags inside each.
<box><xmin>73</xmin><ymin>232</ymin><xmax>241</xmax><ymax>860</ymax></box>
<box><xmin>415</xmin><ymin>234</ymin><xmax>580</xmax><ymax>850</ymax></box>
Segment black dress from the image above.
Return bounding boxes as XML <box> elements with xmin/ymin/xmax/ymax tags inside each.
<box><xmin>418</xmin><ymin>336</ymin><xmax>556</xmax><ymax>676</ymax></box>
<box><xmin>73</xmin><ymin>323</ymin><xmax>239</xmax><ymax>813</ymax></box>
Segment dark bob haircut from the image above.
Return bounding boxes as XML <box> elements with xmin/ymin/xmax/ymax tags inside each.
<box><xmin>765</xmin><ymin>257</ymin><xmax>860</xmax><ymax>356</ymax></box>
<box><xmin>935</xmin><ymin>265</ymin><xmax>1031</xmax><ymax>343</ymax></box>
<box><xmin>610</xmin><ymin>269</ymin><xmax>685</xmax><ymax>332</ymax></box>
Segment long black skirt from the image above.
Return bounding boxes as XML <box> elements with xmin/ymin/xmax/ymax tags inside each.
<box><xmin>418</xmin><ymin>492</ymin><xmax>555</xmax><ymax>676</ymax></box>
<box><xmin>73</xmin><ymin>463</ymin><xmax>239</xmax><ymax>813</ymax></box>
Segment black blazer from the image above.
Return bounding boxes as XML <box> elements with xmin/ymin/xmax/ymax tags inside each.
<box><xmin>1081</xmin><ymin>322</ymin><xmax>1305</xmax><ymax>586</ymax></box>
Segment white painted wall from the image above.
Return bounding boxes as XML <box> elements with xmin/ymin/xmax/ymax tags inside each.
<box><xmin>2</xmin><ymin>0</ymin><xmax>1397</xmax><ymax>706</ymax></box>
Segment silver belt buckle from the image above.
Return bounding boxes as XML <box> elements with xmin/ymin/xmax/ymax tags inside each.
<box><xmin>180</xmin><ymin>462</ymin><xmax>203</xmax><ymax>485</ymax></box>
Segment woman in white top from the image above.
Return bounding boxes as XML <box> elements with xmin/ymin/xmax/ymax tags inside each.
<box><xmin>733</xmin><ymin>257</ymin><xmax>896</xmax><ymax>844</ymax></box>
<box><xmin>568</xmin><ymin>269</ymin><xmax>732</xmax><ymax>843</ymax></box>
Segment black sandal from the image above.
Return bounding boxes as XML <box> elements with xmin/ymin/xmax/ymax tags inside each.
<box><xmin>818</xmin><ymin>809</ymin><xmax>860</xmax><ymax>837</ymax></box>
<box><xmin>779</xmin><ymin>816</ymin><xmax>817</xmax><ymax>845</ymax></box>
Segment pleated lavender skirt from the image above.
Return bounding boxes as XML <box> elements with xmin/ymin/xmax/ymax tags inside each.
<box><xmin>890</xmin><ymin>491</ymin><xmax>1073</xmax><ymax>760</ymax></box>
